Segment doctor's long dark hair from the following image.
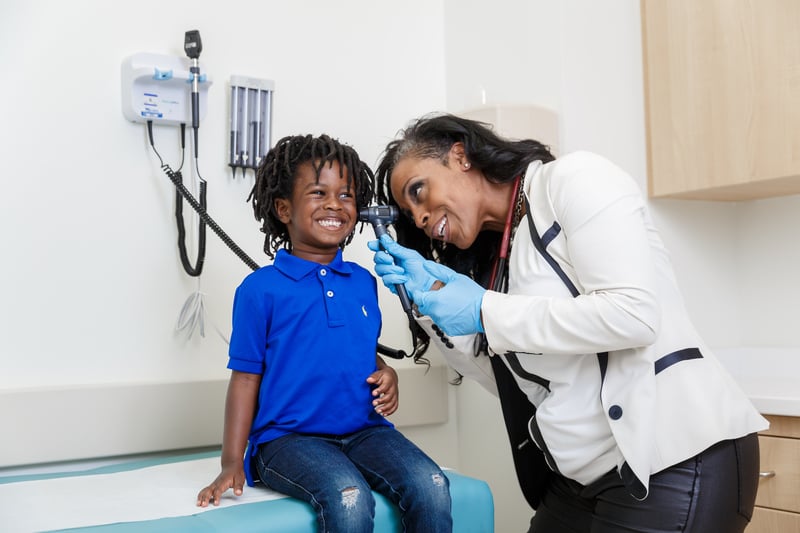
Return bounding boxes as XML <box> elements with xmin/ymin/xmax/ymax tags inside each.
<box><xmin>376</xmin><ymin>113</ymin><xmax>555</xmax><ymax>284</ymax></box>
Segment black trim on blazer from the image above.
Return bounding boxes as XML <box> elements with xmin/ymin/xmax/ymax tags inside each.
<box><xmin>541</xmin><ymin>221</ymin><xmax>561</xmax><ymax>248</ymax></box>
<box><xmin>620</xmin><ymin>462</ymin><xmax>648</xmax><ymax>500</ymax></box>
<box><xmin>597</xmin><ymin>352</ymin><xmax>609</xmax><ymax>382</ymax></box>
<box><xmin>525</xmin><ymin>209</ymin><xmax>579</xmax><ymax>298</ymax></box>
<box><xmin>655</xmin><ymin>347</ymin><xmax>703</xmax><ymax>374</ymax></box>
<box><xmin>504</xmin><ymin>352</ymin><xmax>551</xmax><ymax>392</ymax></box>
<box><xmin>528</xmin><ymin>415</ymin><xmax>561</xmax><ymax>475</ymax></box>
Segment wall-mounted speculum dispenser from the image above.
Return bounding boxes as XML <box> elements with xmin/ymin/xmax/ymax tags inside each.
<box><xmin>229</xmin><ymin>75</ymin><xmax>274</xmax><ymax>177</ymax></box>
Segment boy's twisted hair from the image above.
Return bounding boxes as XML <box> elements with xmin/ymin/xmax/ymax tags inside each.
<box><xmin>248</xmin><ymin>134</ymin><xmax>375</xmax><ymax>258</ymax></box>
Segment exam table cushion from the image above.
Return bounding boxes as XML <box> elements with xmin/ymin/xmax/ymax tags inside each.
<box><xmin>0</xmin><ymin>450</ymin><xmax>494</xmax><ymax>532</ymax></box>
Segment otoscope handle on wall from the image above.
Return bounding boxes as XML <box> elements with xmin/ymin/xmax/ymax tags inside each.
<box><xmin>184</xmin><ymin>30</ymin><xmax>203</xmax><ymax>157</ymax></box>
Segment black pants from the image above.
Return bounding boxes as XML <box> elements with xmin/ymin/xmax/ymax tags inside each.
<box><xmin>528</xmin><ymin>433</ymin><xmax>760</xmax><ymax>533</ymax></box>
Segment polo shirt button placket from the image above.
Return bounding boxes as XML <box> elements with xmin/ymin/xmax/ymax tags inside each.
<box><xmin>319</xmin><ymin>268</ymin><xmax>333</xmax><ymax>298</ymax></box>
<box><xmin>319</xmin><ymin>266</ymin><xmax>343</xmax><ymax>326</ymax></box>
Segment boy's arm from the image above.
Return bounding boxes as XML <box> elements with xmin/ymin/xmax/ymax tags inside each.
<box><xmin>367</xmin><ymin>355</ymin><xmax>398</xmax><ymax>416</ymax></box>
<box><xmin>197</xmin><ymin>370</ymin><xmax>261</xmax><ymax>506</ymax></box>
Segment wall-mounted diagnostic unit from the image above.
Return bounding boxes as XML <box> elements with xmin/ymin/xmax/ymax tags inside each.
<box><xmin>229</xmin><ymin>75</ymin><xmax>274</xmax><ymax>176</ymax></box>
<box><xmin>121</xmin><ymin>52</ymin><xmax>213</xmax><ymax>126</ymax></box>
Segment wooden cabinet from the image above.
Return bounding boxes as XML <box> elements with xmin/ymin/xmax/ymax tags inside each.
<box><xmin>748</xmin><ymin>415</ymin><xmax>800</xmax><ymax>532</ymax></box>
<box><xmin>640</xmin><ymin>0</ymin><xmax>800</xmax><ymax>200</ymax></box>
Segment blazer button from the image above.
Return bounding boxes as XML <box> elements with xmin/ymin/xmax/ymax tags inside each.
<box><xmin>608</xmin><ymin>405</ymin><xmax>623</xmax><ymax>420</ymax></box>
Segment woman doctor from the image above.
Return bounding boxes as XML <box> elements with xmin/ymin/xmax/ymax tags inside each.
<box><xmin>368</xmin><ymin>113</ymin><xmax>767</xmax><ymax>532</ymax></box>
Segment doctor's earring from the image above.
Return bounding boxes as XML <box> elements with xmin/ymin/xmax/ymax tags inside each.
<box><xmin>463</xmin><ymin>162</ymin><xmax>471</xmax><ymax>170</ymax></box>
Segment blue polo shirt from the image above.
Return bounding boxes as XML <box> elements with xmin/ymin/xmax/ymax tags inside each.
<box><xmin>228</xmin><ymin>249</ymin><xmax>392</xmax><ymax>485</ymax></box>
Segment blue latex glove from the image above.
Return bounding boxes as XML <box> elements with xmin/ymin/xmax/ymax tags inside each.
<box><xmin>412</xmin><ymin>260</ymin><xmax>487</xmax><ymax>336</ymax></box>
<box><xmin>367</xmin><ymin>234</ymin><xmax>438</xmax><ymax>296</ymax></box>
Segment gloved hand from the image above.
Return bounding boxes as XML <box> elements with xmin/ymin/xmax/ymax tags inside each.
<box><xmin>368</xmin><ymin>234</ymin><xmax>438</xmax><ymax>296</ymax></box>
<box><xmin>412</xmin><ymin>261</ymin><xmax>487</xmax><ymax>336</ymax></box>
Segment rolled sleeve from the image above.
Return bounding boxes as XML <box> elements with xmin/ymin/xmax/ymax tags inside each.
<box><xmin>228</xmin><ymin>280</ymin><xmax>270</xmax><ymax>374</ymax></box>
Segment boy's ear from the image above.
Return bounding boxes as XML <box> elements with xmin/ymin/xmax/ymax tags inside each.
<box><xmin>274</xmin><ymin>198</ymin><xmax>291</xmax><ymax>224</ymax></box>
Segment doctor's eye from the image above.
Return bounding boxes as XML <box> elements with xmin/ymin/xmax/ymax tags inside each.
<box><xmin>408</xmin><ymin>181</ymin><xmax>426</xmax><ymax>204</ymax></box>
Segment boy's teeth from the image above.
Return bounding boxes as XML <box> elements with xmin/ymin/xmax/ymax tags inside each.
<box><xmin>319</xmin><ymin>219</ymin><xmax>342</xmax><ymax>227</ymax></box>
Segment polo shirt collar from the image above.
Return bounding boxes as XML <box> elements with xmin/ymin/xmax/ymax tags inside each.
<box><xmin>273</xmin><ymin>248</ymin><xmax>353</xmax><ymax>280</ymax></box>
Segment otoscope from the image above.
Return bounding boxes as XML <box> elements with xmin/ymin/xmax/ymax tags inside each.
<box><xmin>359</xmin><ymin>206</ymin><xmax>414</xmax><ymax>321</ymax></box>
<box><xmin>183</xmin><ymin>30</ymin><xmax>202</xmax><ymax>158</ymax></box>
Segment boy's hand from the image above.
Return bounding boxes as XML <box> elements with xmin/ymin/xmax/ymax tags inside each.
<box><xmin>196</xmin><ymin>465</ymin><xmax>246</xmax><ymax>507</ymax></box>
<box><xmin>367</xmin><ymin>365</ymin><xmax>398</xmax><ymax>416</ymax></box>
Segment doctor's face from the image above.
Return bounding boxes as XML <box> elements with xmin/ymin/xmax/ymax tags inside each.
<box><xmin>389</xmin><ymin>152</ymin><xmax>486</xmax><ymax>250</ymax></box>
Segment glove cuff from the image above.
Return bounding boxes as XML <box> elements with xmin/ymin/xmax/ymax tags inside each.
<box><xmin>474</xmin><ymin>291</ymin><xmax>485</xmax><ymax>333</ymax></box>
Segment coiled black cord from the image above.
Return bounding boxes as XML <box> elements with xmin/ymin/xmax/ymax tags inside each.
<box><xmin>148</xmin><ymin>121</ymin><xmax>206</xmax><ymax>276</ymax></box>
<box><xmin>147</xmin><ymin>121</ymin><xmax>260</xmax><ymax>272</ymax></box>
<box><xmin>162</xmin><ymin>164</ymin><xmax>261</xmax><ymax>272</ymax></box>
<box><xmin>174</xmin><ymin>123</ymin><xmax>205</xmax><ymax>276</ymax></box>
<box><xmin>174</xmin><ymin>171</ymin><xmax>206</xmax><ymax>277</ymax></box>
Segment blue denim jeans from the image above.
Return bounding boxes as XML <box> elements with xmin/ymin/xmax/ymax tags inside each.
<box><xmin>255</xmin><ymin>426</ymin><xmax>453</xmax><ymax>533</ymax></box>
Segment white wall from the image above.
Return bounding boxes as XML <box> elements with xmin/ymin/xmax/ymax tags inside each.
<box><xmin>3</xmin><ymin>0</ymin><xmax>800</xmax><ymax>530</ymax></box>
<box><xmin>735</xmin><ymin>195</ymin><xmax>800</xmax><ymax>346</ymax></box>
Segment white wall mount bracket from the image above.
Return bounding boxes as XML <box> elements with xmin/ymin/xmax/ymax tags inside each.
<box><xmin>121</xmin><ymin>52</ymin><xmax>213</xmax><ymax>126</ymax></box>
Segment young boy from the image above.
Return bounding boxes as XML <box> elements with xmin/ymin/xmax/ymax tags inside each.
<box><xmin>197</xmin><ymin>134</ymin><xmax>452</xmax><ymax>532</ymax></box>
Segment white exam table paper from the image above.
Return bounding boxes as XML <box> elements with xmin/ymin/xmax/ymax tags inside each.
<box><xmin>0</xmin><ymin>456</ymin><xmax>283</xmax><ymax>532</ymax></box>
